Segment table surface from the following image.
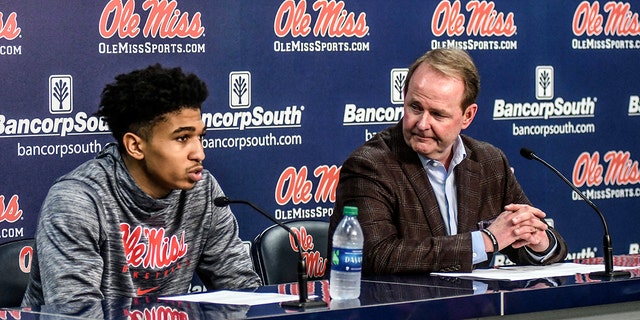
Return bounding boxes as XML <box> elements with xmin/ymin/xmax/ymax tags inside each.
<box><xmin>5</xmin><ymin>258</ymin><xmax>640</xmax><ymax>320</ymax></box>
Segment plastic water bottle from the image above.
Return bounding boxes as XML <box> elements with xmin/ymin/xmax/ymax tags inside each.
<box><xmin>330</xmin><ymin>206</ymin><xmax>364</xmax><ymax>300</ymax></box>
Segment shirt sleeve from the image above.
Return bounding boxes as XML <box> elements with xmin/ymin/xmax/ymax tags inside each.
<box><xmin>524</xmin><ymin>230</ymin><xmax>559</xmax><ymax>263</ymax></box>
<box><xmin>471</xmin><ymin>230</ymin><xmax>489</xmax><ymax>265</ymax></box>
<box><xmin>35</xmin><ymin>180</ymin><xmax>106</xmax><ymax>304</ymax></box>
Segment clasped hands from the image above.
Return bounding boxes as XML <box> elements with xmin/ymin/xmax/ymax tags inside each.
<box><xmin>483</xmin><ymin>204</ymin><xmax>550</xmax><ymax>253</ymax></box>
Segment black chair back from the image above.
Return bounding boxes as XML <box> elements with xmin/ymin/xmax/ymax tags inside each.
<box><xmin>0</xmin><ymin>239</ymin><xmax>34</xmax><ymax>307</ymax></box>
<box><xmin>252</xmin><ymin>220</ymin><xmax>329</xmax><ymax>285</ymax></box>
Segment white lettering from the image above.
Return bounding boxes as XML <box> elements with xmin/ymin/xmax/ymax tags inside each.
<box><xmin>202</xmin><ymin>106</ymin><xmax>303</xmax><ymax>131</ymax></box>
<box><xmin>493</xmin><ymin>97</ymin><xmax>596</xmax><ymax>120</ymax></box>
<box><xmin>629</xmin><ymin>96</ymin><xmax>640</xmax><ymax>114</ymax></box>
<box><xmin>343</xmin><ymin>104</ymin><xmax>403</xmax><ymax>124</ymax></box>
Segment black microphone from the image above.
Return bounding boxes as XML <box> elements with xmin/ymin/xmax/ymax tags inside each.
<box><xmin>520</xmin><ymin>148</ymin><xmax>629</xmax><ymax>279</ymax></box>
<box><xmin>214</xmin><ymin>196</ymin><xmax>327</xmax><ymax>309</ymax></box>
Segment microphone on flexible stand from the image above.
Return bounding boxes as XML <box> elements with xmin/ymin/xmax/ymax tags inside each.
<box><xmin>214</xmin><ymin>196</ymin><xmax>327</xmax><ymax>309</ymax></box>
<box><xmin>519</xmin><ymin>148</ymin><xmax>630</xmax><ymax>279</ymax></box>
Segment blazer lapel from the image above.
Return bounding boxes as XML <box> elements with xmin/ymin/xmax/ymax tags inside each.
<box><xmin>455</xmin><ymin>146</ymin><xmax>483</xmax><ymax>233</ymax></box>
<box><xmin>389</xmin><ymin>123</ymin><xmax>448</xmax><ymax>237</ymax></box>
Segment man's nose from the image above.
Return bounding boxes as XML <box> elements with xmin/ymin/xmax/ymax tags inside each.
<box><xmin>416</xmin><ymin>113</ymin><xmax>431</xmax><ymax>130</ymax></box>
<box><xmin>191</xmin><ymin>140</ymin><xmax>206</xmax><ymax>161</ymax></box>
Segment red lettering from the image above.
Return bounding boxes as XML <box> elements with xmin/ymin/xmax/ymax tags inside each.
<box><xmin>276</xmin><ymin>165</ymin><xmax>340</xmax><ymax>205</ymax></box>
<box><xmin>143</xmin><ymin>228</ymin><xmax>188</xmax><ymax>268</ymax></box>
<box><xmin>121</xmin><ymin>224</ymin><xmax>147</xmax><ymax>267</ymax></box>
<box><xmin>313</xmin><ymin>165</ymin><xmax>340</xmax><ymax>203</ymax></box>
<box><xmin>573</xmin><ymin>152</ymin><xmax>604</xmax><ymax>187</ymax></box>
<box><xmin>303</xmin><ymin>251</ymin><xmax>328</xmax><ymax>278</ymax></box>
<box><xmin>312</xmin><ymin>0</ymin><xmax>369</xmax><ymax>37</ymax></box>
<box><xmin>432</xmin><ymin>0</ymin><xmax>465</xmax><ymax>36</ymax></box>
<box><xmin>286</xmin><ymin>227</ymin><xmax>328</xmax><ymax>278</ymax></box>
<box><xmin>0</xmin><ymin>309</ymin><xmax>23</xmax><ymax>320</ymax></box>
<box><xmin>319</xmin><ymin>280</ymin><xmax>330</xmax><ymax>304</ymax></box>
<box><xmin>19</xmin><ymin>245</ymin><xmax>33</xmax><ymax>273</ymax></box>
<box><xmin>289</xmin><ymin>227</ymin><xmax>314</xmax><ymax>252</ymax></box>
<box><xmin>0</xmin><ymin>12</ymin><xmax>21</xmax><ymax>40</ymax></box>
<box><xmin>572</xmin><ymin>1</ymin><xmax>603</xmax><ymax>36</ymax></box>
<box><xmin>466</xmin><ymin>1</ymin><xmax>516</xmax><ymax>36</ymax></box>
<box><xmin>127</xmin><ymin>306</ymin><xmax>188</xmax><ymax>320</ymax></box>
<box><xmin>142</xmin><ymin>0</ymin><xmax>204</xmax><ymax>38</ymax></box>
<box><xmin>274</xmin><ymin>0</ymin><xmax>368</xmax><ymax>38</ymax></box>
<box><xmin>275</xmin><ymin>166</ymin><xmax>313</xmax><ymax>205</ymax></box>
<box><xmin>0</xmin><ymin>194</ymin><xmax>23</xmax><ymax>223</ymax></box>
<box><xmin>120</xmin><ymin>224</ymin><xmax>188</xmax><ymax>269</ymax></box>
<box><xmin>603</xmin><ymin>151</ymin><xmax>640</xmax><ymax>185</ymax></box>
<box><xmin>99</xmin><ymin>0</ymin><xmax>141</xmax><ymax>38</ymax></box>
<box><xmin>274</xmin><ymin>0</ymin><xmax>312</xmax><ymax>37</ymax></box>
<box><xmin>603</xmin><ymin>2</ymin><xmax>640</xmax><ymax>36</ymax></box>
<box><xmin>99</xmin><ymin>0</ymin><xmax>203</xmax><ymax>39</ymax></box>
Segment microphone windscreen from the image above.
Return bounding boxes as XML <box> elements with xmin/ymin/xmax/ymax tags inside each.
<box><xmin>520</xmin><ymin>148</ymin><xmax>536</xmax><ymax>160</ymax></box>
<box><xmin>214</xmin><ymin>196</ymin><xmax>230</xmax><ymax>207</ymax></box>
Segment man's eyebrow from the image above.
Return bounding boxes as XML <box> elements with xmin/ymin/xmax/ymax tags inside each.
<box><xmin>173</xmin><ymin>123</ymin><xmax>207</xmax><ymax>134</ymax></box>
<box><xmin>172</xmin><ymin>126</ymin><xmax>197</xmax><ymax>134</ymax></box>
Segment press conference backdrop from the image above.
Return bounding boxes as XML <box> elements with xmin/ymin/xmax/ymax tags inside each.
<box><xmin>1</xmin><ymin>1</ymin><xmax>639</xmax><ymax>274</ymax></box>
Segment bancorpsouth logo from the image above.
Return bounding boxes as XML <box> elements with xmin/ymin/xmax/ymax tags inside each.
<box><xmin>390</xmin><ymin>69</ymin><xmax>407</xmax><ymax>105</ymax></box>
<box><xmin>572</xmin><ymin>2</ymin><xmax>640</xmax><ymax>50</ymax></box>
<box><xmin>430</xmin><ymin>0</ymin><xmax>519</xmax><ymax>51</ymax></box>
<box><xmin>49</xmin><ymin>75</ymin><xmax>73</xmax><ymax>114</ymax></box>
<box><xmin>339</xmin><ymin>68</ymin><xmax>406</xmax><ymax>127</ymax></box>
<box><xmin>0</xmin><ymin>10</ymin><xmax>21</xmax><ymax>40</ymax></box>
<box><xmin>341</xmin><ymin>69</ymin><xmax>405</xmax><ymax>129</ymax></box>
<box><xmin>630</xmin><ymin>95</ymin><xmax>640</xmax><ymax>116</ymax></box>
<box><xmin>493</xmin><ymin>66</ymin><xmax>596</xmax><ymax>120</ymax></box>
<box><xmin>0</xmin><ymin>74</ymin><xmax>108</xmax><ymax>137</ymax></box>
<box><xmin>342</xmin><ymin>104</ymin><xmax>403</xmax><ymax>126</ymax></box>
<box><xmin>229</xmin><ymin>71</ymin><xmax>251</xmax><ymax>109</ymax></box>
<box><xmin>200</xmin><ymin>71</ymin><xmax>303</xmax><ymax>131</ymax></box>
<box><xmin>273</xmin><ymin>0</ymin><xmax>371</xmax><ymax>53</ymax></box>
<box><xmin>535</xmin><ymin>66</ymin><xmax>554</xmax><ymax>100</ymax></box>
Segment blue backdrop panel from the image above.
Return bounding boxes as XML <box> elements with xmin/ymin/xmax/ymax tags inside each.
<box><xmin>1</xmin><ymin>0</ymin><xmax>639</xmax><ymax>265</ymax></box>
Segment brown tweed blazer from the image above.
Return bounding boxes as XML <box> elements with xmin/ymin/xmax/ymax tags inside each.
<box><xmin>330</xmin><ymin>122</ymin><xmax>567</xmax><ymax>275</ymax></box>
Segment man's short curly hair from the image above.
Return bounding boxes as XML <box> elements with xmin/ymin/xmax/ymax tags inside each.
<box><xmin>96</xmin><ymin>64</ymin><xmax>208</xmax><ymax>149</ymax></box>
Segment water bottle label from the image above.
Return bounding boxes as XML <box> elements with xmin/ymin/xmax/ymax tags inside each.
<box><xmin>331</xmin><ymin>247</ymin><xmax>362</xmax><ymax>272</ymax></box>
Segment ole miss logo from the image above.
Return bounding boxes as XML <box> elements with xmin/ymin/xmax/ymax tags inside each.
<box><xmin>289</xmin><ymin>226</ymin><xmax>327</xmax><ymax>278</ymax></box>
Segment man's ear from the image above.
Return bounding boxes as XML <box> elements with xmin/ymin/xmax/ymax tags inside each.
<box><xmin>122</xmin><ymin>132</ymin><xmax>145</xmax><ymax>160</ymax></box>
<box><xmin>461</xmin><ymin>103</ymin><xmax>478</xmax><ymax>129</ymax></box>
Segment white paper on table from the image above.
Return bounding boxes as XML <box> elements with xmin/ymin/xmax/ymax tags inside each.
<box><xmin>431</xmin><ymin>263</ymin><xmax>637</xmax><ymax>281</ymax></box>
<box><xmin>160</xmin><ymin>290</ymin><xmax>315</xmax><ymax>306</ymax></box>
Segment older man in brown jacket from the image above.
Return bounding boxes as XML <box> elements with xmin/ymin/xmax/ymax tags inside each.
<box><xmin>330</xmin><ymin>49</ymin><xmax>567</xmax><ymax>275</ymax></box>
